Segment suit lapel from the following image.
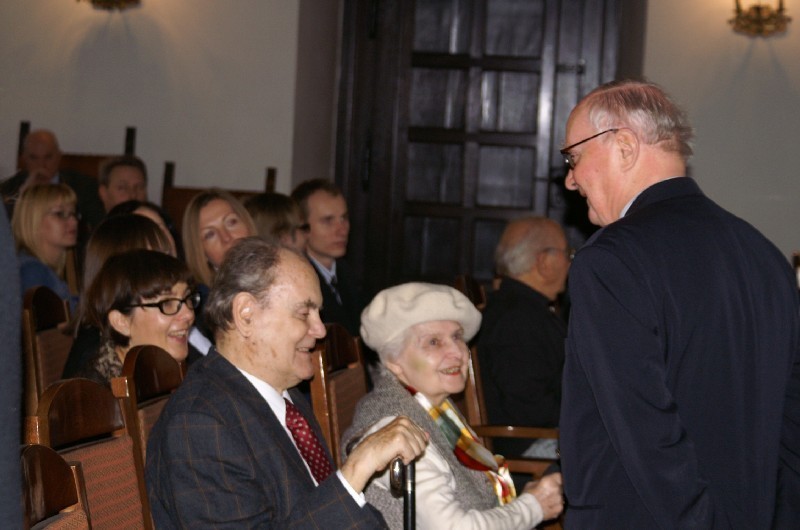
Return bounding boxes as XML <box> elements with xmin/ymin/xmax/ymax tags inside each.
<box><xmin>204</xmin><ymin>350</ymin><xmax>321</xmax><ymax>485</ymax></box>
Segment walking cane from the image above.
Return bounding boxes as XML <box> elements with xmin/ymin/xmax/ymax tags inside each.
<box><xmin>390</xmin><ymin>458</ymin><xmax>416</xmax><ymax>530</ymax></box>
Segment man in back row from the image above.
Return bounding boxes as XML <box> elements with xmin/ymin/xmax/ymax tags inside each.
<box><xmin>478</xmin><ymin>216</ymin><xmax>570</xmax><ymax>459</ymax></box>
<box><xmin>146</xmin><ymin>237</ymin><xmax>427</xmax><ymax>527</ymax></box>
<box><xmin>1</xmin><ymin>129</ymin><xmax>105</xmax><ymax>226</ymax></box>
<box><xmin>559</xmin><ymin>79</ymin><xmax>800</xmax><ymax>528</ymax></box>
<box><xmin>291</xmin><ymin>179</ymin><xmax>364</xmax><ymax>336</ymax></box>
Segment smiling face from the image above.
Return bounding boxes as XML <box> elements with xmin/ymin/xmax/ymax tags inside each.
<box><xmin>385</xmin><ymin>320</ymin><xmax>469</xmax><ymax>407</ymax></box>
<box><xmin>199</xmin><ymin>198</ymin><xmax>252</xmax><ymax>268</ymax></box>
<box><xmin>109</xmin><ymin>281</ymin><xmax>195</xmax><ymax>362</ymax></box>
<box><xmin>563</xmin><ymin>106</ymin><xmax>623</xmax><ymax>227</ymax></box>
<box><xmin>245</xmin><ymin>251</ymin><xmax>327</xmax><ymax>391</ymax></box>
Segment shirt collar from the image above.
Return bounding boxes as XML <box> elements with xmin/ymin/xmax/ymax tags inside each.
<box><xmin>308</xmin><ymin>254</ymin><xmax>337</xmax><ymax>284</ymax></box>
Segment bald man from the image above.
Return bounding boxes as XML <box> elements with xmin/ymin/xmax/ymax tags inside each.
<box><xmin>477</xmin><ymin>216</ymin><xmax>571</xmax><ymax>458</ymax></box>
<box><xmin>1</xmin><ymin>129</ymin><xmax>105</xmax><ymax>227</ymax></box>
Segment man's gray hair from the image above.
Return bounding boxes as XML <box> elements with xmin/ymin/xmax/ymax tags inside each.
<box><xmin>204</xmin><ymin>237</ymin><xmax>281</xmax><ymax>339</ymax></box>
<box><xmin>495</xmin><ymin>216</ymin><xmax>561</xmax><ymax>278</ymax></box>
<box><xmin>580</xmin><ymin>80</ymin><xmax>694</xmax><ymax>162</ymax></box>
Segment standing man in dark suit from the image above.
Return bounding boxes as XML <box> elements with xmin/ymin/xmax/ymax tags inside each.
<box><xmin>292</xmin><ymin>179</ymin><xmax>363</xmax><ymax>336</ymax></box>
<box><xmin>558</xmin><ymin>80</ymin><xmax>800</xmax><ymax>528</ymax></box>
<box><xmin>478</xmin><ymin>216</ymin><xmax>570</xmax><ymax>458</ymax></box>
<box><xmin>1</xmin><ymin>129</ymin><xmax>105</xmax><ymax>228</ymax></box>
<box><xmin>146</xmin><ymin>237</ymin><xmax>428</xmax><ymax>528</ymax></box>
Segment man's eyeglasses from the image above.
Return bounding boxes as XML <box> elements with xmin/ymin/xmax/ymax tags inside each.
<box><xmin>543</xmin><ymin>247</ymin><xmax>576</xmax><ymax>261</ymax></box>
<box><xmin>560</xmin><ymin>128</ymin><xmax>619</xmax><ymax>170</ymax></box>
<box><xmin>128</xmin><ymin>292</ymin><xmax>201</xmax><ymax>316</ymax></box>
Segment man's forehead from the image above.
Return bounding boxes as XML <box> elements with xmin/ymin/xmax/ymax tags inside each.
<box><xmin>273</xmin><ymin>253</ymin><xmax>322</xmax><ymax>300</ymax></box>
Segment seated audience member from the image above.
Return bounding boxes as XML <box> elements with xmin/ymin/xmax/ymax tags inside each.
<box><xmin>477</xmin><ymin>216</ymin><xmax>571</xmax><ymax>459</ymax></box>
<box><xmin>97</xmin><ymin>155</ymin><xmax>148</xmax><ymax>213</ymax></box>
<box><xmin>182</xmin><ymin>189</ymin><xmax>256</xmax><ymax>288</ymax></box>
<box><xmin>244</xmin><ymin>191</ymin><xmax>309</xmax><ymax>253</ymax></box>
<box><xmin>343</xmin><ymin>282</ymin><xmax>564</xmax><ymax>529</ymax></box>
<box><xmin>291</xmin><ymin>179</ymin><xmax>363</xmax><ymax>336</ymax></box>
<box><xmin>11</xmin><ymin>184</ymin><xmax>79</xmax><ymax>312</ymax></box>
<box><xmin>63</xmin><ymin>214</ymin><xmax>176</xmax><ymax>378</ymax></box>
<box><xmin>107</xmin><ymin>199</ymin><xmax>179</xmax><ymax>257</ymax></box>
<box><xmin>182</xmin><ymin>189</ymin><xmax>256</xmax><ymax>354</ymax></box>
<box><xmin>74</xmin><ymin>249</ymin><xmax>199</xmax><ymax>385</ymax></box>
<box><xmin>146</xmin><ymin>237</ymin><xmax>428</xmax><ymax>528</ymax></box>
<box><xmin>1</xmin><ymin>129</ymin><xmax>105</xmax><ymax>227</ymax></box>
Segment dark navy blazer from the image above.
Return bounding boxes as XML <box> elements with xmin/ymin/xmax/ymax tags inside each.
<box><xmin>560</xmin><ymin>178</ymin><xmax>800</xmax><ymax>529</ymax></box>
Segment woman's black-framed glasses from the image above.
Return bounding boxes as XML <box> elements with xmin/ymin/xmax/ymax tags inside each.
<box><xmin>128</xmin><ymin>291</ymin><xmax>201</xmax><ymax>316</ymax></box>
<box><xmin>560</xmin><ymin>128</ymin><xmax>619</xmax><ymax>169</ymax></box>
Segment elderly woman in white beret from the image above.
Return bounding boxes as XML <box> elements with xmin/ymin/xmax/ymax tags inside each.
<box><xmin>342</xmin><ymin>282</ymin><xmax>563</xmax><ymax>530</ymax></box>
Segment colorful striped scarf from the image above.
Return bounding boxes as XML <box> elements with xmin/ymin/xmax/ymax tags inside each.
<box><xmin>407</xmin><ymin>386</ymin><xmax>516</xmax><ymax>505</ymax></box>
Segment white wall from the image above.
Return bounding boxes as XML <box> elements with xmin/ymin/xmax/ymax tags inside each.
<box><xmin>643</xmin><ymin>0</ymin><xmax>800</xmax><ymax>258</ymax></box>
<box><xmin>0</xmin><ymin>0</ymin><xmax>300</xmax><ymax>199</ymax></box>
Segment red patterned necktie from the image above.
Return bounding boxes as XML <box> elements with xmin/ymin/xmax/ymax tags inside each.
<box><xmin>284</xmin><ymin>398</ymin><xmax>333</xmax><ymax>484</ymax></box>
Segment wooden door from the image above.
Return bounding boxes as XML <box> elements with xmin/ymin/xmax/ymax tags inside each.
<box><xmin>337</xmin><ymin>0</ymin><xmax>634</xmax><ymax>295</ymax></box>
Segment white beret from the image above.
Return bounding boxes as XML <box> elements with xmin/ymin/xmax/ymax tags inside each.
<box><xmin>360</xmin><ymin>282</ymin><xmax>482</xmax><ymax>352</ymax></box>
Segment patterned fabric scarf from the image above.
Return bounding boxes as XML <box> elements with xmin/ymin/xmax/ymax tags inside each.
<box><xmin>406</xmin><ymin>386</ymin><xmax>516</xmax><ymax>505</ymax></box>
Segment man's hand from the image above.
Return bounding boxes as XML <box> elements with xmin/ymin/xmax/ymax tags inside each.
<box><xmin>340</xmin><ymin>416</ymin><xmax>428</xmax><ymax>492</ymax></box>
<box><xmin>522</xmin><ymin>472</ymin><xmax>564</xmax><ymax>521</ymax></box>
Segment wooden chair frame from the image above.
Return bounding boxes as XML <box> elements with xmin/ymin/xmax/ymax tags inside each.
<box><xmin>111</xmin><ymin>344</ymin><xmax>187</xmax><ymax>459</ymax></box>
<box><xmin>25</xmin><ymin>378</ymin><xmax>153</xmax><ymax>530</ymax></box>
<box><xmin>309</xmin><ymin>323</ymin><xmax>369</xmax><ymax>467</ymax></box>
<box><xmin>21</xmin><ymin>443</ymin><xmax>91</xmax><ymax>529</ymax></box>
<box><xmin>462</xmin><ymin>346</ymin><xmax>560</xmax><ymax>479</ymax></box>
<box><xmin>21</xmin><ymin>286</ymin><xmax>73</xmax><ymax>417</ymax></box>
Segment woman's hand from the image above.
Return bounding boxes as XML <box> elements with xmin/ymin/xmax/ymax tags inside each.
<box><xmin>522</xmin><ymin>472</ymin><xmax>564</xmax><ymax>521</ymax></box>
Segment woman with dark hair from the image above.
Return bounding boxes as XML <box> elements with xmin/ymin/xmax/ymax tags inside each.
<box><xmin>63</xmin><ymin>214</ymin><xmax>176</xmax><ymax>377</ymax></box>
<box><xmin>108</xmin><ymin>199</ymin><xmax>180</xmax><ymax>258</ymax></box>
<box><xmin>74</xmin><ymin>249</ymin><xmax>200</xmax><ymax>385</ymax></box>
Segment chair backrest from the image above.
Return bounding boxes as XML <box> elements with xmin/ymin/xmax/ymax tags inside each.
<box><xmin>111</xmin><ymin>344</ymin><xmax>186</xmax><ymax>459</ymax></box>
<box><xmin>454</xmin><ymin>274</ymin><xmax>487</xmax><ymax>311</ymax></box>
<box><xmin>160</xmin><ymin>162</ymin><xmax>275</xmax><ymax>233</ymax></box>
<box><xmin>21</xmin><ymin>444</ymin><xmax>90</xmax><ymax>530</ymax></box>
<box><xmin>21</xmin><ymin>286</ymin><xmax>73</xmax><ymax>417</ymax></box>
<box><xmin>26</xmin><ymin>378</ymin><xmax>153</xmax><ymax>530</ymax></box>
<box><xmin>309</xmin><ymin>323</ymin><xmax>369</xmax><ymax>468</ymax></box>
<box><xmin>463</xmin><ymin>345</ymin><xmax>559</xmax><ymax>480</ymax></box>
<box><xmin>17</xmin><ymin>121</ymin><xmax>136</xmax><ymax>175</ymax></box>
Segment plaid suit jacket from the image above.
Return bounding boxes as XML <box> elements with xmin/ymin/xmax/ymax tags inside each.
<box><xmin>145</xmin><ymin>348</ymin><xmax>386</xmax><ymax>529</ymax></box>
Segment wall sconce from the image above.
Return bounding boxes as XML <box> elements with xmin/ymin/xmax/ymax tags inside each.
<box><xmin>730</xmin><ymin>1</ymin><xmax>791</xmax><ymax>36</ymax></box>
<box><xmin>76</xmin><ymin>0</ymin><xmax>140</xmax><ymax>10</ymax></box>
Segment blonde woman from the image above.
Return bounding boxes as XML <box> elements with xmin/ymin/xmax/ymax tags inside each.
<box><xmin>182</xmin><ymin>189</ymin><xmax>256</xmax><ymax>287</ymax></box>
<box><xmin>11</xmin><ymin>183</ymin><xmax>79</xmax><ymax>311</ymax></box>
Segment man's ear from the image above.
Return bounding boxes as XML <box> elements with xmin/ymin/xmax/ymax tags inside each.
<box><xmin>615</xmin><ymin>128</ymin><xmax>639</xmax><ymax>170</ymax></box>
<box><xmin>108</xmin><ymin>309</ymin><xmax>131</xmax><ymax>338</ymax></box>
<box><xmin>231</xmin><ymin>292</ymin><xmax>257</xmax><ymax>337</ymax></box>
